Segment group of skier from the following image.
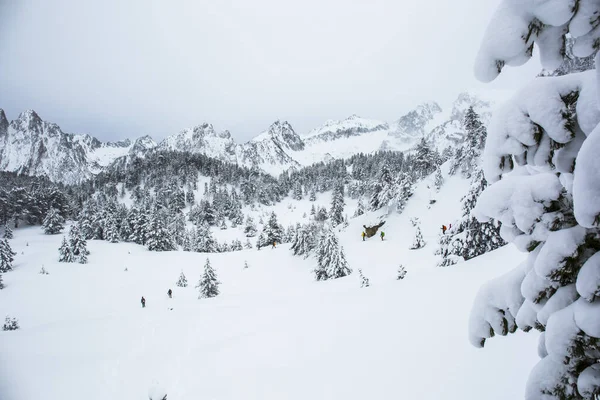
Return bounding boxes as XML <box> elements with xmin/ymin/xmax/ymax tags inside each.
<box><xmin>140</xmin><ymin>288</ymin><xmax>173</xmax><ymax>308</ymax></box>
<box><xmin>361</xmin><ymin>231</ymin><xmax>385</xmax><ymax>241</ymax></box>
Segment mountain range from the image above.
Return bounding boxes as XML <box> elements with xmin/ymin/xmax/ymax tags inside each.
<box><xmin>0</xmin><ymin>92</ymin><xmax>492</xmax><ymax>184</ymax></box>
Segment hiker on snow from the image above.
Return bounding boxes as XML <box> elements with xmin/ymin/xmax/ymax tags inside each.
<box><xmin>141</xmin><ymin>296</ymin><xmax>146</xmax><ymax>308</ymax></box>
<box><xmin>380</xmin><ymin>231</ymin><xmax>385</xmax><ymax>241</ymax></box>
<box><xmin>361</xmin><ymin>231</ymin><xmax>366</xmax><ymax>241</ymax></box>
<box><xmin>442</xmin><ymin>225</ymin><xmax>447</xmax><ymax>234</ymax></box>
<box><xmin>167</xmin><ymin>289</ymin><xmax>172</xmax><ymax>298</ymax></box>
<box><xmin>272</xmin><ymin>241</ymin><xmax>276</xmax><ymax>249</ymax></box>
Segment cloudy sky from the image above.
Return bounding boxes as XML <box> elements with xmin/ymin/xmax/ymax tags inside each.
<box><xmin>0</xmin><ymin>0</ymin><xmax>541</xmax><ymax>142</ymax></box>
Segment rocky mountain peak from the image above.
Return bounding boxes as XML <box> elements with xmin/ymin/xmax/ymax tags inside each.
<box><xmin>0</xmin><ymin>109</ymin><xmax>8</xmax><ymax>136</ymax></box>
<box><xmin>261</xmin><ymin>120</ymin><xmax>304</xmax><ymax>151</ymax></box>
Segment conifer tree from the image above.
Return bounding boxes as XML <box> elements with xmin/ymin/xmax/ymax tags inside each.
<box><xmin>244</xmin><ymin>238</ymin><xmax>253</xmax><ymax>249</ymax></box>
<box><xmin>104</xmin><ymin>215</ymin><xmax>120</xmax><ymax>243</ymax></box>
<box><xmin>176</xmin><ymin>271</ymin><xmax>188</xmax><ymax>287</ymax></box>
<box><xmin>353</xmin><ymin>198</ymin><xmax>365</xmax><ymax>218</ymax></box>
<box><xmin>397</xmin><ymin>265</ymin><xmax>407</xmax><ymax>280</ymax></box>
<box><xmin>329</xmin><ymin>183</ymin><xmax>345</xmax><ymax>227</ymax></box>
<box><xmin>146</xmin><ymin>210</ymin><xmax>175</xmax><ymax>252</ymax></box>
<box><xmin>197</xmin><ymin>258</ymin><xmax>220</xmax><ymax>299</ymax></box>
<box><xmin>260</xmin><ymin>212</ymin><xmax>283</xmax><ymax>247</ymax></box>
<box><xmin>58</xmin><ymin>236</ymin><xmax>74</xmax><ymax>263</ymax></box>
<box><xmin>293</xmin><ymin>182</ymin><xmax>303</xmax><ymax>200</ymax></box>
<box><xmin>3</xmin><ymin>224</ymin><xmax>13</xmax><ymax>239</ymax></box>
<box><xmin>42</xmin><ymin>207</ymin><xmax>64</xmax><ymax>235</ymax></box>
<box><xmin>0</xmin><ymin>273</ymin><xmax>3</xmax><ymax>289</ymax></box>
<box><xmin>0</xmin><ymin>238</ymin><xmax>16</xmax><ymax>272</ymax></box>
<box><xmin>328</xmin><ymin>246</ymin><xmax>352</xmax><ymax>279</ymax></box>
<box><xmin>244</xmin><ymin>216</ymin><xmax>257</xmax><ymax>237</ymax></box>
<box><xmin>409</xmin><ymin>225</ymin><xmax>425</xmax><ymax>250</ymax></box>
<box><xmin>358</xmin><ymin>269</ymin><xmax>370</xmax><ymax>288</ymax></box>
<box><xmin>309</xmin><ymin>187</ymin><xmax>316</xmax><ymax>202</ymax></box>
<box><xmin>69</xmin><ymin>224</ymin><xmax>89</xmax><ymax>262</ymax></box>
<box><xmin>434</xmin><ymin>168</ymin><xmax>444</xmax><ymax>192</ymax></box>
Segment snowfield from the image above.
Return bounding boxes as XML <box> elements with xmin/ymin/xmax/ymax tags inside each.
<box><xmin>0</xmin><ymin>172</ymin><xmax>539</xmax><ymax>400</ymax></box>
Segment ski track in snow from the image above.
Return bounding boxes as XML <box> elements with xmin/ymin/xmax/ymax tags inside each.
<box><xmin>0</xmin><ymin>168</ymin><xmax>539</xmax><ymax>400</ymax></box>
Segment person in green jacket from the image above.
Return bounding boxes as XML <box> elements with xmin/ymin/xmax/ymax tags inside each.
<box><xmin>380</xmin><ymin>231</ymin><xmax>385</xmax><ymax>241</ymax></box>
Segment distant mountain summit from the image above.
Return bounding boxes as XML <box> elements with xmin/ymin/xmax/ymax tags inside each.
<box><xmin>0</xmin><ymin>92</ymin><xmax>494</xmax><ymax>183</ymax></box>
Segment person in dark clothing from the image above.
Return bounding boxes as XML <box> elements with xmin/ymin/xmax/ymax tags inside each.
<box><xmin>141</xmin><ymin>296</ymin><xmax>146</xmax><ymax>308</ymax></box>
<box><xmin>442</xmin><ymin>225</ymin><xmax>447</xmax><ymax>234</ymax></box>
<box><xmin>167</xmin><ymin>289</ymin><xmax>172</xmax><ymax>298</ymax></box>
<box><xmin>362</xmin><ymin>231</ymin><xmax>366</xmax><ymax>241</ymax></box>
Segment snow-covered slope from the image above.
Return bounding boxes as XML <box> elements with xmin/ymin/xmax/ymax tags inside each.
<box><xmin>0</xmin><ymin>167</ymin><xmax>535</xmax><ymax>400</ymax></box>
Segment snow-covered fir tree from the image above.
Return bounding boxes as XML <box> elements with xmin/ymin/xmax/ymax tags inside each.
<box><xmin>358</xmin><ymin>269</ymin><xmax>370</xmax><ymax>288</ymax></box>
<box><xmin>413</xmin><ymin>138</ymin><xmax>438</xmax><ymax>178</ymax></box>
<box><xmin>290</xmin><ymin>222</ymin><xmax>320</xmax><ymax>258</ymax></box>
<box><xmin>0</xmin><ymin>273</ymin><xmax>3</xmax><ymax>289</ymax></box>
<box><xmin>259</xmin><ymin>212</ymin><xmax>283</xmax><ymax>247</ymax></box>
<box><xmin>69</xmin><ymin>224</ymin><xmax>89</xmax><ymax>263</ymax></box>
<box><xmin>58</xmin><ymin>236</ymin><xmax>74</xmax><ymax>263</ymax></box>
<box><xmin>176</xmin><ymin>271</ymin><xmax>188</xmax><ymax>287</ymax></box>
<box><xmin>3</xmin><ymin>224</ymin><xmax>12</xmax><ymax>239</ymax></box>
<box><xmin>193</xmin><ymin>223</ymin><xmax>217</xmax><ymax>253</ymax></box>
<box><xmin>329</xmin><ymin>183</ymin><xmax>345</xmax><ymax>227</ymax></box>
<box><xmin>409</xmin><ymin>225</ymin><xmax>425</xmax><ymax>250</ymax></box>
<box><xmin>443</xmin><ymin>169</ymin><xmax>505</xmax><ymax>262</ymax></box>
<box><xmin>2</xmin><ymin>316</ymin><xmax>19</xmax><ymax>331</ymax></box>
<box><xmin>353</xmin><ymin>198</ymin><xmax>365</xmax><ymax>218</ymax></box>
<box><xmin>394</xmin><ymin>173</ymin><xmax>414</xmax><ymax>213</ymax></box>
<box><xmin>369</xmin><ymin>162</ymin><xmax>395</xmax><ymax>211</ymax></box>
<box><xmin>309</xmin><ymin>187</ymin><xmax>316</xmax><ymax>201</ymax></box>
<box><xmin>244</xmin><ymin>216</ymin><xmax>257</xmax><ymax>237</ymax></box>
<box><xmin>397</xmin><ymin>265</ymin><xmax>406</xmax><ymax>280</ymax></box>
<box><xmin>468</xmin><ymin>4</ymin><xmax>600</xmax><ymax>399</ymax></box>
<box><xmin>450</xmin><ymin>107</ymin><xmax>486</xmax><ymax>178</ymax></box>
<box><xmin>104</xmin><ymin>215</ymin><xmax>120</xmax><ymax>243</ymax></box>
<box><xmin>434</xmin><ymin>167</ymin><xmax>444</xmax><ymax>192</ymax></box>
<box><xmin>292</xmin><ymin>182</ymin><xmax>303</xmax><ymax>200</ymax></box>
<box><xmin>197</xmin><ymin>258</ymin><xmax>220</xmax><ymax>299</ymax></box>
<box><xmin>244</xmin><ymin>238</ymin><xmax>253</xmax><ymax>249</ymax></box>
<box><xmin>0</xmin><ymin>238</ymin><xmax>16</xmax><ymax>272</ymax></box>
<box><xmin>328</xmin><ymin>246</ymin><xmax>352</xmax><ymax>279</ymax></box>
<box><xmin>42</xmin><ymin>207</ymin><xmax>64</xmax><ymax>235</ymax></box>
<box><xmin>146</xmin><ymin>209</ymin><xmax>175</xmax><ymax>252</ymax></box>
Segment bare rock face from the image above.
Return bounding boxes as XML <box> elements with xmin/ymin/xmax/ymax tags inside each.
<box><xmin>363</xmin><ymin>221</ymin><xmax>385</xmax><ymax>238</ymax></box>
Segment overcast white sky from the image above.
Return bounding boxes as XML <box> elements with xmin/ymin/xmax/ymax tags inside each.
<box><xmin>0</xmin><ymin>0</ymin><xmax>541</xmax><ymax>142</ymax></box>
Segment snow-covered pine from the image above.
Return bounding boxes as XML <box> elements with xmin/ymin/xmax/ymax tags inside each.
<box><xmin>291</xmin><ymin>222</ymin><xmax>320</xmax><ymax>258</ymax></box>
<box><xmin>244</xmin><ymin>238</ymin><xmax>253</xmax><ymax>249</ymax></box>
<box><xmin>309</xmin><ymin>187</ymin><xmax>316</xmax><ymax>201</ymax></box>
<box><xmin>397</xmin><ymin>265</ymin><xmax>407</xmax><ymax>280</ymax></box>
<box><xmin>69</xmin><ymin>224</ymin><xmax>89</xmax><ymax>263</ymax></box>
<box><xmin>394</xmin><ymin>173</ymin><xmax>414</xmax><ymax>213</ymax></box>
<box><xmin>197</xmin><ymin>258</ymin><xmax>220</xmax><ymax>299</ymax></box>
<box><xmin>0</xmin><ymin>273</ymin><xmax>3</xmax><ymax>289</ymax></box>
<box><xmin>329</xmin><ymin>183</ymin><xmax>345</xmax><ymax>227</ymax></box>
<box><xmin>259</xmin><ymin>212</ymin><xmax>283</xmax><ymax>247</ymax></box>
<box><xmin>369</xmin><ymin>162</ymin><xmax>395</xmax><ymax>211</ymax></box>
<box><xmin>328</xmin><ymin>245</ymin><xmax>352</xmax><ymax>279</ymax></box>
<box><xmin>146</xmin><ymin>209</ymin><xmax>175</xmax><ymax>252</ymax></box>
<box><xmin>2</xmin><ymin>224</ymin><xmax>12</xmax><ymax>239</ymax></box>
<box><xmin>219</xmin><ymin>219</ymin><xmax>227</xmax><ymax>230</ymax></box>
<box><xmin>353</xmin><ymin>198</ymin><xmax>365</xmax><ymax>218</ymax></box>
<box><xmin>244</xmin><ymin>216</ymin><xmax>257</xmax><ymax>237</ymax></box>
<box><xmin>42</xmin><ymin>207</ymin><xmax>64</xmax><ymax>235</ymax></box>
<box><xmin>434</xmin><ymin>167</ymin><xmax>444</xmax><ymax>192</ymax></box>
<box><xmin>413</xmin><ymin>137</ymin><xmax>438</xmax><ymax>179</ymax></box>
<box><xmin>449</xmin><ymin>107</ymin><xmax>486</xmax><ymax>178</ymax></box>
<box><xmin>0</xmin><ymin>238</ymin><xmax>16</xmax><ymax>272</ymax></box>
<box><xmin>314</xmin><ymin>229</ymin><xmax>340</xmax><ymax>281</ymax></box>
<box><xmin>409</xmin><ymin>225</ymin><xmax>425</xmax><ymax>250</ymax></box>
<box><xmin>453</xmin><ymin>169</ymin><xmax>505</xmax><ymax>261</ymax></box>
<box><xmin>436</xmin><ymin>228</ymin><xmax>461</xmax><ymax>267</ymax></box>
<box><xmin>176</xmin><ymin>271</ymin><xmax>188</xmax><ymax>288</ymax></box>
<box><xmin>2</xmin><ymin>316</ymin><xmax>19</xmax><ymax>331</ymax></box>
<box><xmin>104</xmin><ymin>215</ymin><xmax>120</xmax><ymax>243</ymax></box>
<box><xmin>58</xmin><ymin>236</ymin><xmax>74</xmax><ymax>263</ymax></box>
<box><xmin>469</xmin><ymin>3</ymin><xmax>600</xmax><ymax>399</ymax></box>
<box><xmin>358</xmin><ymin>269</ymin><xmax>370</xmax><ymax>288</ymax></box>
